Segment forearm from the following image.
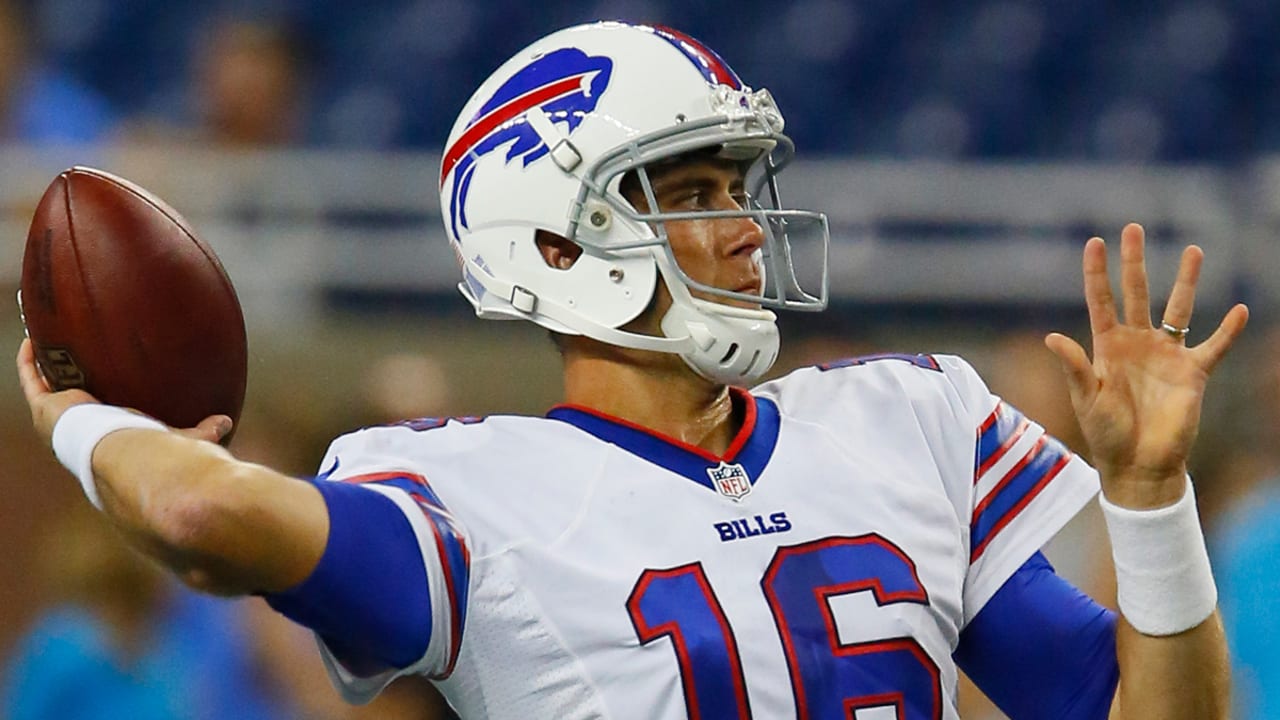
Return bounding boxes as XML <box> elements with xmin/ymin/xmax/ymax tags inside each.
<box><xmin>16</xmin><ymin>340</ymin><xmax>327</xmax><ymax>597</ymax></box>
<box><xmin>1102</xmin><ymin>470</ymin><xmax>1231</xmax><ymax>719</ymax></box>
<box><xmin>1110</xmin><ymin>613</ymin><xmax>1230</xmax><ymax>720</ymax></box>
<box><xmin>90</xmin><ymin>427</ymin><xmax>327</xmax><ymax>595</ymax></box>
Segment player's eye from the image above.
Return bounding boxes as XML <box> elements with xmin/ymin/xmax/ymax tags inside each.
<box><xmin>663</xmin><ymin>183</ymin><xmax>745</xmax><ymax>212</ymax></box>
<box><xmin>668</xmin><ymin>189</ymin><xmax>706</xmax><ymax>210</ymax></box>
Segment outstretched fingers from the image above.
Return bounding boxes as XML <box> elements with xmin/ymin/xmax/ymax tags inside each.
<box><xmin>1193</xmin><ymin>303</ymin><xmax>1249</xmax><ymax>373</ymax></box>
<box><xmin>1044</xmin><ymin>332</ymin><xmax>1097</xmax><ymax>407</ymax></box>
<box><xmin>1161</xmin><ymin>244</ymin><xmax>1203</xmax><ymax>332</ymax></box>
<box><xmin>1119</xmin><ymin>223</ymin><xmax>1152</xmax><ymax>327</ymax></box>
<box><xmin>1081</xmin><ymin>237</ymin><xmax>1119</xmax><ymax>336</ymax></box>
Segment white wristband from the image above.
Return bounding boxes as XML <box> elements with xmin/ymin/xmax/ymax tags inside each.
<box><xmin>1099</xmin><ymin>477</ymin><xmax>1217</xmax><ymax>636</ymax></box>
<box><xmin>51</xmin><ymin>404</ymin><xmax>168</xmax><ymax>510</ymax></box>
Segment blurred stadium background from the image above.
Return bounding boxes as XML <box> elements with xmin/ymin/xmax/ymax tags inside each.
<box><xmin>3</xmin><ymin>1</ymin><xmax>1280</xmax><ymax>719</ymax></box>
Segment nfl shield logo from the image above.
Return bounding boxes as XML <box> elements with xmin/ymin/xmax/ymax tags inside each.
<box><xmin>707</xmin><ymin>461</ymin><xmax>752</xmax><ymax>501</ymax></box>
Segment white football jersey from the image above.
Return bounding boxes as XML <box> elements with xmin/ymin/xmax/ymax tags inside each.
<box><xmin>312</xmin><ymin>353</ymin><xmax>1098</xmax><ymax>719</ymax></box>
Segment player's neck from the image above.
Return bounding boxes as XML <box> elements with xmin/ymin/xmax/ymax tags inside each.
<box><xmin>560</xmin><ymin>344</ymin><xmax>742</xmax><ymax>456</ymax></box>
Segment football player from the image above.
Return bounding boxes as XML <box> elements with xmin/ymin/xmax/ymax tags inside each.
<box><xmin>19</xmin><ymin>21</ymin><xmax>1246</xmax><ymax>719</ymax></box>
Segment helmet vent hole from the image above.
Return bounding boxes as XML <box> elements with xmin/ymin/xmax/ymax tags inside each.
<box><xmin>743</xmin><ymin>350</ymin><xmax>762</xmax><ymax>376</ymax></box>
<box><xmin>720</xmin><ymin>343</ymin><xmax>740</xmax><ymax>364</ymax></box>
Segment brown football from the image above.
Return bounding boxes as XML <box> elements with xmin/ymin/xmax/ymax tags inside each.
<box><xmin>19</xmin><ymin>167</ymin><xmax>247</xmax><ymax>433</ymax></box>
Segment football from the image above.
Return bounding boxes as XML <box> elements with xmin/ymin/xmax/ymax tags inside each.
<box><xmin>19</xmin><ymin>167</ymin><xmax>248</xmax><ymax>434</ymax></box>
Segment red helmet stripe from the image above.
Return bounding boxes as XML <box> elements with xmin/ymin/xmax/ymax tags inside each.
<box><xmin>440</xmin><ymin>73</ymin><xmax>590</xmax><ymax>187</ymax></box>
<box><xmin>653</xmin><ymin>25</ymin><xmax>742</xmax><ymax>89</ymax></box>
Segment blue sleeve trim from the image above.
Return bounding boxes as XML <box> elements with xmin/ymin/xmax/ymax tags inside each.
<box><xmin>262</xmin><ymin>478</ymin><xmax>432</xmax><ymax>676</ymax></box>
<box><xmin>954</xmin><ymin>552</ymin><xmax>1119</xmax><ymax>720</ymax></box>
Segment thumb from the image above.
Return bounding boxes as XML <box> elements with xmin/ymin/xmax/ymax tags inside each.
<box><xmin>1044</xmin><ymin>332</ymin><xmax>1097</xmax><ymax>407</ymax></box>
<box><xmin>176</xmin><ymin>415</ymin><xmax>234</xmax><ymax>444</ymax></box>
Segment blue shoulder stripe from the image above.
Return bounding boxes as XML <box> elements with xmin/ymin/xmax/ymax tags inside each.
<box><xmin>975</xmin><ymin>402</ymin><xmax>1030</xmax><ymax>477</ymax></box>
<box><xmin>971</xmin><ymin>437</ymin><xmax>1072</xmax><ymax>562</ymax></box>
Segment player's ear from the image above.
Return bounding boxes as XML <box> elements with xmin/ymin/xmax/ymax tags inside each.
<box><xmin>535</xmin><ymin>230</ymin><xmax>582</xmax><ymax>270</ymax></box>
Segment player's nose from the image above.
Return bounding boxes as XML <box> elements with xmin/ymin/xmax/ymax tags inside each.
<box><xmin>723</xmin><ymin>213</ymin><xmax>765</xmax><ymax>258</ymax></box>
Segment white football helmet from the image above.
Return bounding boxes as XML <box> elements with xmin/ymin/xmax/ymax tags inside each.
<box><xmin>439</xmin><ymin>21</ymin><xmax>829</xmax><ymax>384</ymax></box>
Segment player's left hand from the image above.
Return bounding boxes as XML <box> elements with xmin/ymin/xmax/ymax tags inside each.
<box><xmin>1044</xmin><ymin>223</ymin><xmax>1249</xmax><ymax>509</ymax></box>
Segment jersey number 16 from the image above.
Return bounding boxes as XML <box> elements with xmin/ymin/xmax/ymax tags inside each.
<box><xmin>626</xmin><ymin>534</ymin><xmax>943</xmax><ymax>720</ymax></box>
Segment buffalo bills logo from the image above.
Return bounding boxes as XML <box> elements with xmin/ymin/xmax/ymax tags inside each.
<box><xmin>440</xmin><ymin>48</ymin><xmax>613</xmax><ymax>241</ymax></box>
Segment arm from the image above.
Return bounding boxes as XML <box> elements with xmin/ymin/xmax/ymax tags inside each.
<box><xmin>1107</xmin><ymin>614</ymin><xmax>1229</xmax><ymax>720</ymax></box>
<box><xmin>16</xmin><ymin>338</ymin><xmax>327</xmax><ymax>596</ymax></box>
<box><xmin>956</xmin><ymin>552</ymin><xmax>1119</xmax><ymax>720</ymax></box>
<box><xmin>1044</xmin><ymin>224</ymin><xmax>1246</xmax><ymax>719</ymax></box>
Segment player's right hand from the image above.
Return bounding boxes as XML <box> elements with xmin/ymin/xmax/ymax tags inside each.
<box><xmin>17</xmin><ymin>338</ymin><xmax>98</xmax><ymax>446</ymax></box>
<box><xmin>16</xmin><ymin>338</ymin><xmax>232</xmax><ymax>447</ymax></box>
<box><xmin>173</xmin><ymin>416</ymin><xmax>234</xmax><ymax>444</ymax></box>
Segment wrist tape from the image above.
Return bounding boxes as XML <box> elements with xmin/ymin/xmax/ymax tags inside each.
<box><xmin>51</xmin><ymin>404</ymin><xmax>167</xmax><ymax>510</ymax></box>
<box><xmin>1099</xmin><ymin>477</ymin><xmax>1217</xmax><ymax>636</ymax></box>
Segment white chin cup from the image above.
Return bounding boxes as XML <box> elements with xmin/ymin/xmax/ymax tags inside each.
<box><xmin>661</xmin><ymin>297</ymin><xmax>779</xmax><ymax>385</ymax></box>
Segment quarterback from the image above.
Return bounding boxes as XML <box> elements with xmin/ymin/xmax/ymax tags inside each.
<box><xmin>19</xmin><ymin>22</ymin><xmax>1246</xmax><ymax>719</ymax></box>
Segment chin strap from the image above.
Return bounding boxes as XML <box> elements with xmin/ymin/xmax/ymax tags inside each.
<box><xmin>460</xmin><ymin>256</ymin><xmax>779</xmax><ymax>384</ymax></box>
<box><xmin>661</xmin><ymin>297</ymin><xmax>779</xmax><ymax>384</ymax></box>
<box><xmin>459</xmin><ymin>258</ymin><xmax>691</xmax><ymax>354</ymax></box>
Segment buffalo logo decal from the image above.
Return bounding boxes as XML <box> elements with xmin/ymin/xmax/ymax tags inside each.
<box><xmin>440</xmin><ymin>47</ymin><xmax>613</xmax><ymax>241</ymax></box>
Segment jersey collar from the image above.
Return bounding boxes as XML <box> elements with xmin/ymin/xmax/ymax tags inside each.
<box><xmin>546</xmin><ymin>387</ymin><xmax>780</xmax><ymax>496</ymax></box>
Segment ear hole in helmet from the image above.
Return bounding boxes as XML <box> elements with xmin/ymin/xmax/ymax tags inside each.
<box><xmin>535</xmin><ymin>230</ymin><xmax>583</xmax><ymax>270</ymax></box>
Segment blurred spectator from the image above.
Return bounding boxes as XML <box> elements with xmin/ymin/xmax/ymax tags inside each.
<box><xmin>194</xmin><ymin>19</ymin><xmax>306</xmax><ymax>147</ymax></box>
<box><xmin>126</xmin><ymin>18</ymin><xmax>306</xmax><ymax>148</ymax></box>
<box><xmin>1209</xmin><ymin>325</ymin><xmax>1280</xmax><ymax>720</ymax></box>
<box><xmin>1212</xmin><ymin>478</ymin><xmax>1280</xmax><ymax>720</ymax></box>
<box><xmin>0</xmin><ymin>0</ymin><xmax>1275</xmax><ymax>157</ymax></box>
<box><xmin>1</xmin><ymin>468</ymin><xmax>456</xmax><ymax>720</ymax></box>
<box><xmin>0</xmin><ymin>0</ymin><xmax>116</xmax><ymax>143</ymax></box>
<box><xmin>1</xmin><ymin>504</ymin><xmax>283</xmax><ymax>720</ymax></box>
<box><xmin>362</xmin><ymin>351</ymin><xmax>455</xmax><ymax>424</ymax></box>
